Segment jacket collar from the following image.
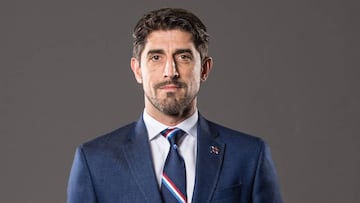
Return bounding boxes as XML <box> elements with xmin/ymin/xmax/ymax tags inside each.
<box><xmin>121</xmin><ymin>116</ymin><xmax>163</xmax><ymax>202</ymax></box>
<box><xmin>191</xmin><ymin>114</ymin><xmax>225</xmax><ymax>202</ymax></box>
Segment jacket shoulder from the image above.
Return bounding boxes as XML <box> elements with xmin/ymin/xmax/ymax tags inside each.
<box><xmin>80</xmin><ymin>121</ymin><xmax>137</xmax><ymax>150</ymax></box>
<box><xmin>208</xmin><ymin>120</ymin><xmax>263</xmax><ymax>141</ymax></box>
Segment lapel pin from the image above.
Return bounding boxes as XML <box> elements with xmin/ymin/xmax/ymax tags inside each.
<box><xmin>210</xmin><ymin>145</ymin><xmax>220</xmax><ymax>155</ymax></box>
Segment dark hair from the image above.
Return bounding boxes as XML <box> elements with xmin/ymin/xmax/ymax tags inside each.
<box><xmin>132</xmin><ymin>8</ymin><xmax>210</xmax><ymax>60</ymax></box>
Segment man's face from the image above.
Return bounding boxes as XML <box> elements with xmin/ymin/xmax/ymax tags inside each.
<box><xmin>131</xmin><ymin>29</ymin><xmax>212</xmax><ymax>117</ymax></box>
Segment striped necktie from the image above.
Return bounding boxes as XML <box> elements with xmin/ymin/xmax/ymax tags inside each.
<box><xmin>160</xmin><ymin>128</ymin><xmax>187</xmax><ymax>203</ymax></box>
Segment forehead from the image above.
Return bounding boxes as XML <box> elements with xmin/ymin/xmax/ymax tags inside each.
<box><xmin>143</xmin><ymin>29</ymin><xmax>196</xmax><ymax>52</ymax></box>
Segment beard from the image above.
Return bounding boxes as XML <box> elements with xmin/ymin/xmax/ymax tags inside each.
<box><xmin>146</xmin><ymin>80</ymin><xmax>196</xmax><ymax>116</ymax></box>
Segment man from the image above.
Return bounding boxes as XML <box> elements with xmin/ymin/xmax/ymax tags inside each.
<box><xmin>67</xmin><ymin>8</ymin><xmax>282</xmax><ymax>203</ymax></box>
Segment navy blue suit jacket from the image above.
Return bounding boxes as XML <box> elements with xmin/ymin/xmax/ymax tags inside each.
<box><xmin>67</xmin><ymin>114</ymin><xmax>282</xmax><ymax>202</ymax></box>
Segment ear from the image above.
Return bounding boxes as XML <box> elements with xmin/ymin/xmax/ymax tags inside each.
<box><xmin>130</xmin><ymin>57</ymin><xmax>143</xmax><ymax>84</ymax></box>
<box><xmin>200</xmin><ymin>57</ymin><xmax>213</xmax><ymax>82</ymax></box>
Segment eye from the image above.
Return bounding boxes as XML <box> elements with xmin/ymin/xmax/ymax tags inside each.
<box><xmin>177</xmin><ymin>54</ymin><xmax>192</xmax><ymax>63</ymax></box>
<box><xmin>150</xmin><ymin>55</ymin><xmax>161</xmax><ymax>61</ymax></box>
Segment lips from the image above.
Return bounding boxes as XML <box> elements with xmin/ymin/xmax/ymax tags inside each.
<box><xmin>155</xmin><ymin>81</ymin><xmax>186</xmax><ymax>90</ymax></box>
<box><xmin>159</xmin><ymin>84</ymin><xmax>181</xmax><ymax>89</ymax></box>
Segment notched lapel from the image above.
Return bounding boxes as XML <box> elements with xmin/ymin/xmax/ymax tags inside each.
<box><xmin>121</xmin><ymin>118</ymin><xmax>163</xmax><ymax>203</ymax></box>
<box><xmin>192</xmin><ymin>115</ymin><xmax>225</xmax><ymax>203</ymax></box>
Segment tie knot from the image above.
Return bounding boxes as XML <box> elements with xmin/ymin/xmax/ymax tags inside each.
<box><xmin>161</xmin><ymin>128</ymin><xmax>185</xmax><ymax>145</ymax></box>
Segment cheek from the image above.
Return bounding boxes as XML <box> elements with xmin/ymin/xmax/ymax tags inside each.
<box><xmin>142</xmin><ymin>75</ymin><xmax>157</xmax><ymax>92</ymax></box>
<box><xmin>187</xmin><ymin>70</ymin><xmax>202</xmax><ymax>84</ymax></box>
<box><xmin>186</xmin><ymin>75</ymin><xmax>201</xmax><ymax>91</ymax></box>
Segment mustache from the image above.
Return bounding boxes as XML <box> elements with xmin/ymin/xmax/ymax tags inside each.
<box><xmin>154</xmin><ymin>80</ymin><xmax>187</xmax><ymax>89</ymax></box>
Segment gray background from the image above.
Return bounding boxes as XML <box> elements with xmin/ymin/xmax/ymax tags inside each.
<box><xmin>1</xmin><ymin>0</ymin><xmax>359</xmax><ymax>202</ymax></box>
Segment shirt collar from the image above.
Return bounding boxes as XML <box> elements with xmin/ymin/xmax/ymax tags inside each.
<box><xmin>143</xmin><ymin>109</ymin><xmax>198</xmax><ymax>141</ymax></box>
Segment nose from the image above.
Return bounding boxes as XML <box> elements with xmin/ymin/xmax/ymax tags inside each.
<box><xmin>163</xmin><ymin>58</ymin><xmax>179</xmax><ymax>78</ymax></box>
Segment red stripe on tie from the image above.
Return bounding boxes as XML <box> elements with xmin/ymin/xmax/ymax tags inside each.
<box><xmin>163</xmin><ymin>128</ymin><xmax>176</xmax><ymax>138</ymax></box>
<box><xmin>162</xmin><ymin>173</ymin><xmax>187</xmax><ymax>203</ymax></box>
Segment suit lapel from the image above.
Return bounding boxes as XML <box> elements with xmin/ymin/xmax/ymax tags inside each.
<box><xmin>121</xmin><ymin>117</ymin><xmax>163</xmax><ymax>203</ymax></box>
<box><xmin>192</xmin><ymin>115</ymin><xmax>225</xmax><ymax>202</ymax></box>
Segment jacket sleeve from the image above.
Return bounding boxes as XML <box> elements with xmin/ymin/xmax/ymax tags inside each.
<box><xmin>67</xmin><ymin>146</ymin><xmax>97</xmax><ymax>203</ymax></box>
<box><xmin>252</xmin><ymin>140</ymin><xmax>283</xmax><ymax>203</ymax></box>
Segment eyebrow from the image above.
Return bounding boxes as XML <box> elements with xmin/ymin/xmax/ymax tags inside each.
<box><xmin>146</xmin><ymin>49</ymin><xmax>193</xmax><ymax>57</ymax></box>
<box><xmin>146</xmin><ymin>49</ymin><xmax>165</xmax><ymax>56</ymax></box>
<box><xmin>174</xmin><ymin>49</ymin><xmax>193</xmax><ymax>56</ymax></box>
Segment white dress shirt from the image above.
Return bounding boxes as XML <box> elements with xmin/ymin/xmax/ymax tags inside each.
<box><xmin>143</xmin><ymin>110</ymin><xmax>198</xmax><ymax>202</ymax></box>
